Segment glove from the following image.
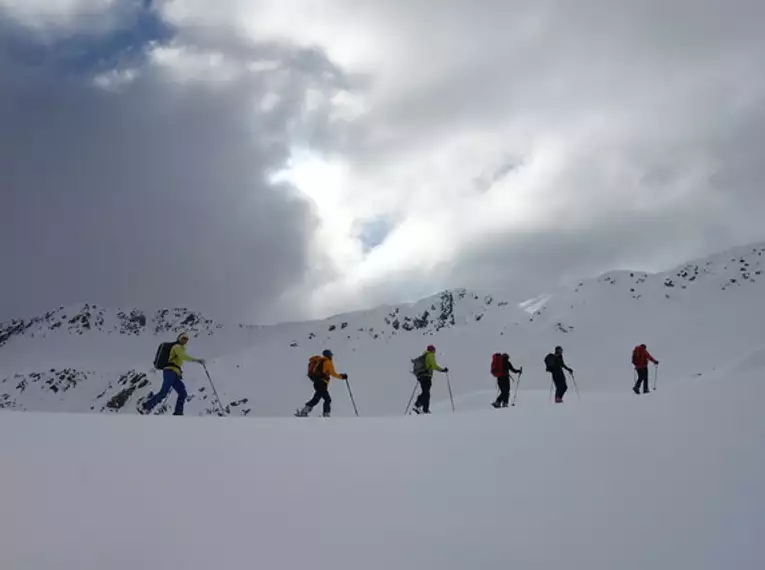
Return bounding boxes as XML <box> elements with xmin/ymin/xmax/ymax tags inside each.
<box><xmin>341</xmin><ymin>373</ymin><xmax>348</xmax><ymax>380</ymax></box>
<box><xmin>197</xmin><ymin>358</ymin><xmax>206</xmax><ymax>366</ymax></box>
<box><xmin>519</xmin><ymin>367</ymin><xmax>524</xmax><ymax>374</ymax></box>
<box><xmin>442</xmin><ymin>367</ymin><xmax>449</xmax><ymax>373</ymax></box>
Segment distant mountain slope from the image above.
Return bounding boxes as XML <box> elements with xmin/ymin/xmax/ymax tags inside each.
<box><xmin>1</xmin><ymin>243</ymin><xmax>763</xmax><ymax>417</ymax></box>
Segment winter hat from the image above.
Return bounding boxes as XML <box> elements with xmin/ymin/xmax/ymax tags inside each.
<box><xmin>427</xmin><ymin>345</ymin><xmax>436</xmax><ymax>352</ymax></box>
<box><xmin>322</xmin><ymin>349</ymin><xmax>333</xmax><ymax>358</ymax></box>
<box><xmin>177</xmin><ymin>332</ymin><xmax>190</xmax><ymax>341</ymax></box>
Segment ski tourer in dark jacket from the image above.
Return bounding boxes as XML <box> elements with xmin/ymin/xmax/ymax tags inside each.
<box><xmin>545</xmin><ymin>346</ymin><xmax>573</xmax><ymax>403</ymax></box>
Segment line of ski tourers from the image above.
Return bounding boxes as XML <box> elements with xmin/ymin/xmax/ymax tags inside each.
<box><xmin>140</xmin><ymin>332</ymin><xmax>659</xmax><ymax>417</ymax></box>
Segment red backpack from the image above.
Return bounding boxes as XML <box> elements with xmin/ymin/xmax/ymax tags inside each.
<box><xmin>631</xmin><ymin>346</ymin><xmax>641</xmax><ymax>366</ymax></box>
<box><xmin>491</xmin><ymin>353</ymin><xmax>505</xmax><ymax>377</ymax></box>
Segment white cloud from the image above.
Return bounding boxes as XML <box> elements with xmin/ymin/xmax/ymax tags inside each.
<box><xmin>149</xmin><ymin>43</ymin><xmax>246</xmax><ymax>84</ymax></box>
<box><xmin>92</xmin><ymin>66</ymin><xmax>139</xmax><ymax>91</ymax></box>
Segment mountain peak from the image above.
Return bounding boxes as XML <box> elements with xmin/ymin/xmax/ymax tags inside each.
<box><xmin>0</xmin><ymin>304</ymin><xmax>224</xmax><ymax>349</ymax></box>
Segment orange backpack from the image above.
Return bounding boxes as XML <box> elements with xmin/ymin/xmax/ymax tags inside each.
<box><xmin>307</xmin><ymin>356</ymin><xmax>327</xmax><ymax>380</ymax></box>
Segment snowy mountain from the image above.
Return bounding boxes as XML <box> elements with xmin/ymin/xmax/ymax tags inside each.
<box><xmin>1</xmin><ymin>242</ymin><xmax>764</xmax><ymax>418</ymax></box>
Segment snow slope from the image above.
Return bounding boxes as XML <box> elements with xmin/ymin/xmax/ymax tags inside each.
<box><xmin>2</xmin><ymin>352</ymin><xmax>763</xmax><ymax>570</ymax></box>
<box><xmin>1</xmin><ymin>242</ymin><xmax>765</xmax><ymax>417</ymax></box>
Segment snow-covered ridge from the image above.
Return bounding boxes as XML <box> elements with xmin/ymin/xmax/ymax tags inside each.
<box><xmin>282</xmin><ymin>289</ymin><xmax>512</xmax><ymax>348</ymax></box>
<box><xmin>0</xmin><ymin>288</ymin><xmax>510</xmax><ymax>416</ymax></box>
<box><xmin>0</xmin><ymin>304</ymin><xmax>227</xmax><ymax>348</ymax></box>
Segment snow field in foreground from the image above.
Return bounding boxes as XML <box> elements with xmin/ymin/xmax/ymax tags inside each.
<box><xmin>2</xmin><ymin>362</ymin><xmax>763</xmax><ymax>570</ymax></box>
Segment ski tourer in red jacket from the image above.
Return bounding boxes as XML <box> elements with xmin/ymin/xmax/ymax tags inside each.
<box><xmin>632</xmin><ymin>344</ymin><xmax>659</xmax><ymax>394</ymax></box>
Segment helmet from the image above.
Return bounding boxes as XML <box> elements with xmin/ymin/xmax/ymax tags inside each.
<box><xmin>322</xmin><ymin>349</ymin><xmax>333</xmax><ymax>358</ymax></box>
<box><xmin>427</xmin><ymin>345</ymin><xmax>436</xmax><ymax>352</ymax></box>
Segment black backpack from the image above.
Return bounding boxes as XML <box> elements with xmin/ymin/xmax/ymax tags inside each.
<box><xmin>154</xmin><ymin>341</ymin><xmax>177</xmax><ymax>370</ymax></box>
<box><xmin>411</xmin><ymin>353</ymin><xmax>428</xmax><ymax>377</ymax></box>
<box><xmin>544</xmin><ymin>353</ymin><xmax>556</xmax><ymax>372</ymax></box>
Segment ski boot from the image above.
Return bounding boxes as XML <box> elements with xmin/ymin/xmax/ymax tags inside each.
<box><xmin>136</xmin><ymin>396</ymin><xmax>151</xmax><ymax>415</ymax></box>
<box><xmin>295</xmin><ymin>405</ymin><xmax>312</xmax><ymax>417</ymax></box>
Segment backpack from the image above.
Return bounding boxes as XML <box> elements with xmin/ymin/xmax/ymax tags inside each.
<box><xmin>154</xmin><ymin>341</ymin><xmax>177</xmax><ymax>370</ymax></box>
<box><xmin>631</xmin><ymin>346</ymin><xmax>640</xmax><ymax>366</ymax></box>
<box><xmin>307</xmin><ymin>356</ymin><xmax>327</xmax><ymax>380</ymax></box>
<box><xmin>544</xmin><ymin>353</ymin><xmax>556</xmax><ymax>372</ymax></box>
<box><xmin>411</xmin><ymin>353</ymin><xmax>428</xmax><ymax>377</ymax></box>
<box><xmin>491</xmin><ymin>353</ymin><xmax>505</xmax><ymax>377</ymax></box>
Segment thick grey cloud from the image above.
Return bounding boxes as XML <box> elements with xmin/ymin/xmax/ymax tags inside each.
<box><xmin>0</xmin><ymin>22</ymin><xmax>350</xmax><ymax>322</ymax></box>
<box><xmin>2</xmin><ymin>0</ymin><xmax>765</xmax><ymax>324</ymax></box>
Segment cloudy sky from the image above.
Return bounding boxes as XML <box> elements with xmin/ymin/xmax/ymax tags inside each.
<box><xmin>1</xmin><ymin>0</ymin><xmax>764</xmax><ymax>324</ymax></box>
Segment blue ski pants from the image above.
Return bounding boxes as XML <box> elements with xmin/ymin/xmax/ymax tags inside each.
<box><xmin>144</xmin><ymin>369</ymin><xmax>187</xmax><ymax>415</ymax></box>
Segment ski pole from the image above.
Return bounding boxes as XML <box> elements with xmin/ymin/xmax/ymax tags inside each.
<box><xmin>549</xmin><ymin>379</ymin><xmax>554</xmax><ymax>403</ymax></box>
<box><xmin>511</xmin><ymin>371</ymin><xmax>522</xmax><ymax>406</ymax></box>
<box><xmin>569</xmin><ymin>371</ymin><xmax>580</xmax><ymax>400</ymax></box>
<box><xmin>203</xmin><ymin>365</ymin><xmax>226</xmax><ymax>416</ymax></box>
<box><xmin>405</xmin><ymin>379</ymin><xmax>418</xmax><ymax>414</ymax></box>
<box><xmin>345</xmin><ymin>377</ymin><xmax>359</xmax><ymax>417</ymax></box>
<box><xmin>446</xmin><ymin>372</ymin><xmax>455</xmax><ymax>412</ymax></box>
<box><xmin>653</xmin><ymin>364</ymin><xmax>659</xmax><ymax>391</ymax></box>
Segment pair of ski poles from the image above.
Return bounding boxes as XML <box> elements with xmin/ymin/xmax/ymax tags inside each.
<box><xmin>208</xmin><ymin>364</ymin><xmax>360</xmax><ymax>418</ymax></box>
<box><xmin>405</xmin><ymin>372</ymin><xmax>455</xmax><ymax>414</ymax></box>
<box><xmin>494</xmin><ymin>371</ymin><xmax>523</xmax><ymax>407</ymax></box>
<box><xmin>549</xmin><ymin>370</ymin><xmax>579</xmax><ymax>402</ymax></box>
<box><xmin>203</xmin><ymin>364</ymin><xmax>226</xmax><ymax>416</ymax></box>
<box><xmin>632</xmin><ymin>363</ymin><xmax>660</xmax><ymax>391</ymax></box>
<box><xmin>212</xmin><ymin>365</ymin><xmax>360</xmax><ymax>418</ymax></box>
<box><xmin>145</xmin><ymin>363</ymin><xmax>226</xmax><ymax>416</ymax></box>
<box><xmin>511</xmin><ymin>371</ymin><xmax>523</xmax><ymax>406</ymax></box>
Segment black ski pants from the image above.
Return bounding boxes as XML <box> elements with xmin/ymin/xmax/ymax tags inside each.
<box><xmin>551</xmin><ymin>370</ymin><xmax>567</xmax><ymax>401</ymax></box>
<box><xmin>415</xmin><ymin>374</ymin><xmax>432</xmax><ymax>412</ymax></box>
<box><xmin>495</xmin><ymin>374</ymin><xmax>511</xmax><ymax>406</ymax></box>
<box><xmin>306</xmin><ymin>379</ymin><xmax>332</xmax><ymax>414</ymax></box>
<box><xmin>634</xmin><ymin>368</ymin><xmax>649</xmax><ymax>393</ymax></box>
